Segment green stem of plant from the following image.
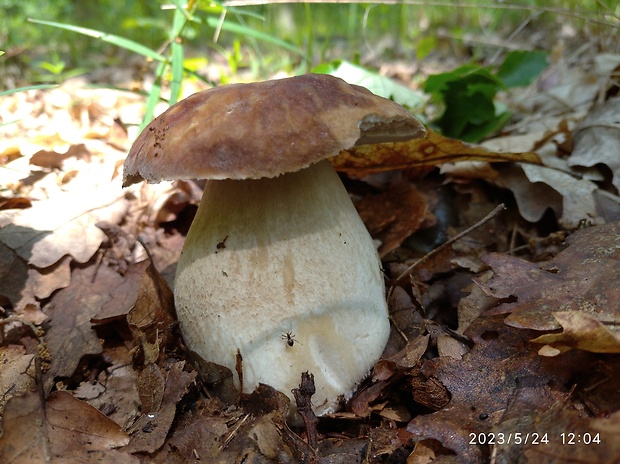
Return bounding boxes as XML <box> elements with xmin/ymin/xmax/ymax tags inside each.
<box><xmin>304</xmin><ymin>3</ymin><xmax>314</xmax><ymax>68</ymax></box>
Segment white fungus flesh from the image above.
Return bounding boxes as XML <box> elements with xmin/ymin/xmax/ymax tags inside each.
<box><xmin>174</xmin><ymin>159</ymin><xmax>390</xmax><ymax>416</ymax></box>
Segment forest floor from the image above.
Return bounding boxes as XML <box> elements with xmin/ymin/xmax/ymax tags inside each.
<box><xmin>1</xmin><ymin>25</ymin><xmax>620</xmax><ymax>464</ymax></box>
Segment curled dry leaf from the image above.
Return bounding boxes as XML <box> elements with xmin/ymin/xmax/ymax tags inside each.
<box><xmin>0</xmin><ymin>240</ymin><xmax>32</xmax><ymax>309</ymax></box>
<box><xmin>30</xmin><ymin>143</ymin><xmax>91</xmax><ymax>170</ymax></box>
<box><xmin>0</xmin><ymin>246</ymin><xmax>71</xmax><ymax>311</ymax></box>
<box><xmin>349</xmin><ymin>378</ymin><xmax>390</xmax><ymax>418</ymax></box>
<box><xmin>46</xmin><ymin>390</ymin><xmax>130</xmax><ymax>451</ymax></box>
<box><xmin>43</xmin><ymin>264</ymin><xmax>125</xmax><ymax>392</ymax></box>
<box><xmin>409</xmin><ymin>369</ymin><xmax>450</xmax><ymax>411</ymax></box>
<box><xmin>0</xmin><ymin>389</ymin><xmax>49</xmax><ymax>463</ymax></box>
<box><xmin>493</xmin><ymin>163</ymin><xmax>562</xmax><ymax>223</ymax></box>
<box><xmin>494</xmin><ymin>162</ymin><xmax>602</xmax><ymax>228</ymax></box>
<box><xmin>84</xmin><ymin>345</ymin><xmax>141</xmax><ymax>430</ymax></box>
<box><xmin>95</xmin><ymin>260</ymin><xmax>150</xmax><ymax>320</ymax></box>
<box><xmin>407</xmin><ymin>311</ymin><xmax>594</xmax><ymax>462</ymax></box>
<box><xmin>378</xmin><ymin>402</ymin><xmax>412</xmax><ymax>423</ymax></box>
<box><xmin>0</xmin><ymin>390</ymin><xmax>136</xmax><ymax>464</ymax></box>
<box><xmin>0</xmin><ymin>184</ymin><xmax>128</xmax><ymax>269</ymax></box>
<box><xmin>126</xmin><ymin>262</ymin><xmax>177</xmax><ymax>365</ymax></box>
<box><xmin>388</xmin><ymin>334</ymin><xmax>431</xmax><ymax>371</ymax></box>
<box><xmin>521</xmin><ymin>163</ymin><xmax>601</xmax><ymax>228</ymax></box>
<box><xmin>356</xmin><ymin>181</ymin><xmax>430</xmax><ymax>257</ymax></box>
<box><xmin>124</xmin><ymin>362</ymin><xmax>196</xmax><ymax>454</ymax></box>
<box><xmin>151</xmin><ymin>408</ymin><xmax>230</xmax><ymax>462</ymax></box>
<box><xmin>0</xmin><ymin>345</ymin><xmax>36</xmax><ymax>419</ymax></box>
<box><xmin>481</xmin><ymin>222</ymin><xmax>620</xmax><ymax>347</ymax></box>
<box><xmin>569</xmin><ymin>97</ymin><xmax>620</xmax><ymax>193</ymax></box>
<box><xmin>0</xmin><ymin>196</ymin><xmax>32</xmax><ymax>210</ymax></box>
<box><xmin>331</xmin><ymin>129</ymin><xmax>542</xmax><ymax>177</ymax></box>
<box><xmin>523</xmin><ymin>402</ymin><xmax>620</xmax><ymax>463</ymax></box>
<box><xmin>368</xmin><ymin>426</ymin><xmax>407</xmax><ymax>457</ymax></box>
<box><xmin>224</xmin><ymin>412</ymin><xmax>297</xmax><ymax>463</ymax></box>
<box><xmin>532</xmin><ymin>311</ymin><xmax>620</xmax><ymax>355</ymax></box>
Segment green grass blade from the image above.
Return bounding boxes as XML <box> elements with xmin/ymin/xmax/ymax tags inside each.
<box><xmin>170</xmin><ymin>0</ymin><xmax>193</xmax><ymax>36</ymax></box>
<box><xmin>141</xmin><ymin>62</ymin><xmax>166</xmax><ymax>129</ymax></box>
<box><xmin>172</xmin><ymin>0</ymin><xmax>196</xmax><ymax>22</ymax></box>
<box><xmin>0</xmin><ymin>119</ymin><xmax>21</xmax><ymax>128</ymax></box>
<box><xmin>197</xmin><ymin>0</ymin><xmax>264</xmax><ymax>20</ymax></box>
<box><xmin>168</xmin><ymin>2</ymin><xmax>187</xmax><ymax>105</ymax></box>
<box><xmin>85</xmin><ymin>84</ymin><xmax>151</xmax><ymax>97</ymax></box>
<box><xmin>28</xmin><ymin>19</ymin><xmax>167</xmax><ymax>63</ymax></box>
<box><xmin>206</xmin><ymin>17</ymin><xmax>305</xmax><ymax>57</ymax></box>
<box><xmin>0</xmin><ymin>84</ymin><xmax>58</xmax><ymax>97</ymax></box>
<box><xmin>169</xmin><ymin>41</ymin><xmax>184</xmax><ymax>106</ymax></box>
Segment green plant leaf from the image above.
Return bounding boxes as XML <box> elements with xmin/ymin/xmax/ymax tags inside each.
<box><xmin>38</xmin><ymin>61</ymin><xmax>66</xmax><ymax>75</ymax></box>
<box><xmin>28</xmin><ymin>19</ymin><xmax>167</xmax><ymax>63</ymax></box>
<box><xmin>311</xmin><ymin>61</ymin><xmax>340</xmax><ymax>74</ymax></box>
<box><xmin>416</xmin><ymin>36</ymin><xmax>436</xmax><ymax>60</ymax></box>
<box><xmin>313</xmin><ymin>60</ymin><xmax>425</xmax><ymax>110</ymax></box>
<box><xmin>497</xmin><ymin>50</ymin><xmax>548</xmax><ymax>88</ymax></box>
<box><xmin>425</xmin><ymin>65</ymin><xmax>504</xmax><ymax>97</ymax></box>
<box><xmin>425</xmin><ymin>65</ymin><xmax>507</xmax><ymax>142</ymax></box>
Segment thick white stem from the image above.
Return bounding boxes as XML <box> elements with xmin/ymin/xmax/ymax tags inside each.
<box><xmin>174</xmin><ymin>159</ymin><xmax>389</xmax><ymax>415</ymax></box>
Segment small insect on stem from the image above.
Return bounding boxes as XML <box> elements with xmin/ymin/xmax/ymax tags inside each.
<box><xmin>282</xmin><ymin>331</ymin><xmax>299</xmax><ymax>347</ymax></box>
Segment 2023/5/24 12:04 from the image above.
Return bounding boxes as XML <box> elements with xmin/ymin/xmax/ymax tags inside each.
<box><xmin>469</xmin><ymin>432</ymin><xmax>601</xmax><ymax>446</ymax></box>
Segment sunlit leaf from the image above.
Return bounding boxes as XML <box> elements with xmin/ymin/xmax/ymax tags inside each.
<box><xmin>416</xmin><ymin>36</ymin><xmax>436</xmax><ymax>60</ymax></box>
<box><xmin>331</xmin><ymin>129</ymin><xmax>541</xmax><ymax>176</ymax></box>
<box><xmin>425</xmin><ymin>65</ymin><xmax>508</xmax><ymax>142</ymax></box>
<box><xmin>315</xmin><ymin>60</ymin><xmax>425</xmax><ymax>110</ymax></box>
<box><xmin>497</xmin><ymin>50</ymin><xmax>548</xmax><ymax>88</ymax></box>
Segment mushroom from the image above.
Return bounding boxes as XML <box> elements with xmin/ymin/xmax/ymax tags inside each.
<box><xmin>123</xmin><ymin>74</ymin><xmax>425</xmax><ymax>416</ymax></box>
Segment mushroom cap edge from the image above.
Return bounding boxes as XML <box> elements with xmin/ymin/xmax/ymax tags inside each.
<box><xmin>122</xmin><ymin>73</ymin><xmax>426</xmax><ymax>187</ymax></box>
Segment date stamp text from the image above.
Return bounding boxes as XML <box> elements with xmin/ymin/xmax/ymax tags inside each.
<box><xmin>469</xmin><ymin>432</ymin><xmax>601</xmax><ymax>446</ymax></box>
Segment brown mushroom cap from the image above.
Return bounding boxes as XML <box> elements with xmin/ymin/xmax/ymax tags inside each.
<box><xmin>123</xmin><ymin>74</ymin><xmax>425</xmax><ymax>186</ymax></box>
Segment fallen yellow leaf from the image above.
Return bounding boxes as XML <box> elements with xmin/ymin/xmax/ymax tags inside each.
<box><xmin>332</xmin><ymin>129</ymin><xmax>542</xmax><ymax>176</ymax></box>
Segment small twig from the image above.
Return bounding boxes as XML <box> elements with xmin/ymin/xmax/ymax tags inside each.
<box><xmin>137</xmin><ymin>236</ymin><xmax>155</xmax><ymax>264</ymax></box>
<box><xmin>0</xmin><ymin>315</ymin><xmax>42</xmax><ymax>339</ymax></box>
<box><xmin>388</xmin><ymin>203</ymin><xmax>506</xmax><ymax>298</ymax></box>
<box><xmin>388</xmin><ymin>315</ymin><xmax>410</xmax><ymax>343</ymax></box>
<box><xmin>235</xmin><ymin>349</ymin><xmax>243</xmax><ymax>405</ymax></box>
<box><xmin>292</xmin><ymin>372</ymin><xmax>319</xmax><ymax>456</ymax></box>
<box><xmin>219</xmin><ymin>413</ymin><xmax>251</xmax><ymax>451</ymax></box>
<box><xmin>488</xmin><ymin>11</ymin><xmax>541</xmax><ymax>64</ymax></box>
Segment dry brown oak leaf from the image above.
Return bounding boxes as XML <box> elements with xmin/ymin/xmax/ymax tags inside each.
<box><xmin>331</xmin><ymin>128</ymin><xmax>542</xmax><ymax>176</ymax></box>
<box><xmin>407</xmin><ymin>313</ymin><xmax>597</xmax><ymax>463</ymax></box>
<box><xmin>43</xmin><ymin>264</ymin><xmax>125</xmax><ymax>393</ymax></box>
<box><xmin>0</xmin><ymin>390</ymin><xmax>136</xmax><ymax>464</ymax></box>
<box><xmin>479</xmin><ymin>222</ymin><xmax>620</xmax><ymax>354</ymax></box>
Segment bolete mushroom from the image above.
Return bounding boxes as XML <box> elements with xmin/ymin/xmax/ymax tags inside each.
<box><xmin>123</xmin><ymin>74</ymin><xmax>425</xmax><ymax>416</ymax></box>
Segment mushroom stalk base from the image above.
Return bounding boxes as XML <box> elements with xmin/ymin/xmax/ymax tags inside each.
<box><xmin>174</xmin><ymin>159</ymin><xmax>389</xmax><ymax>416</ymax></box>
